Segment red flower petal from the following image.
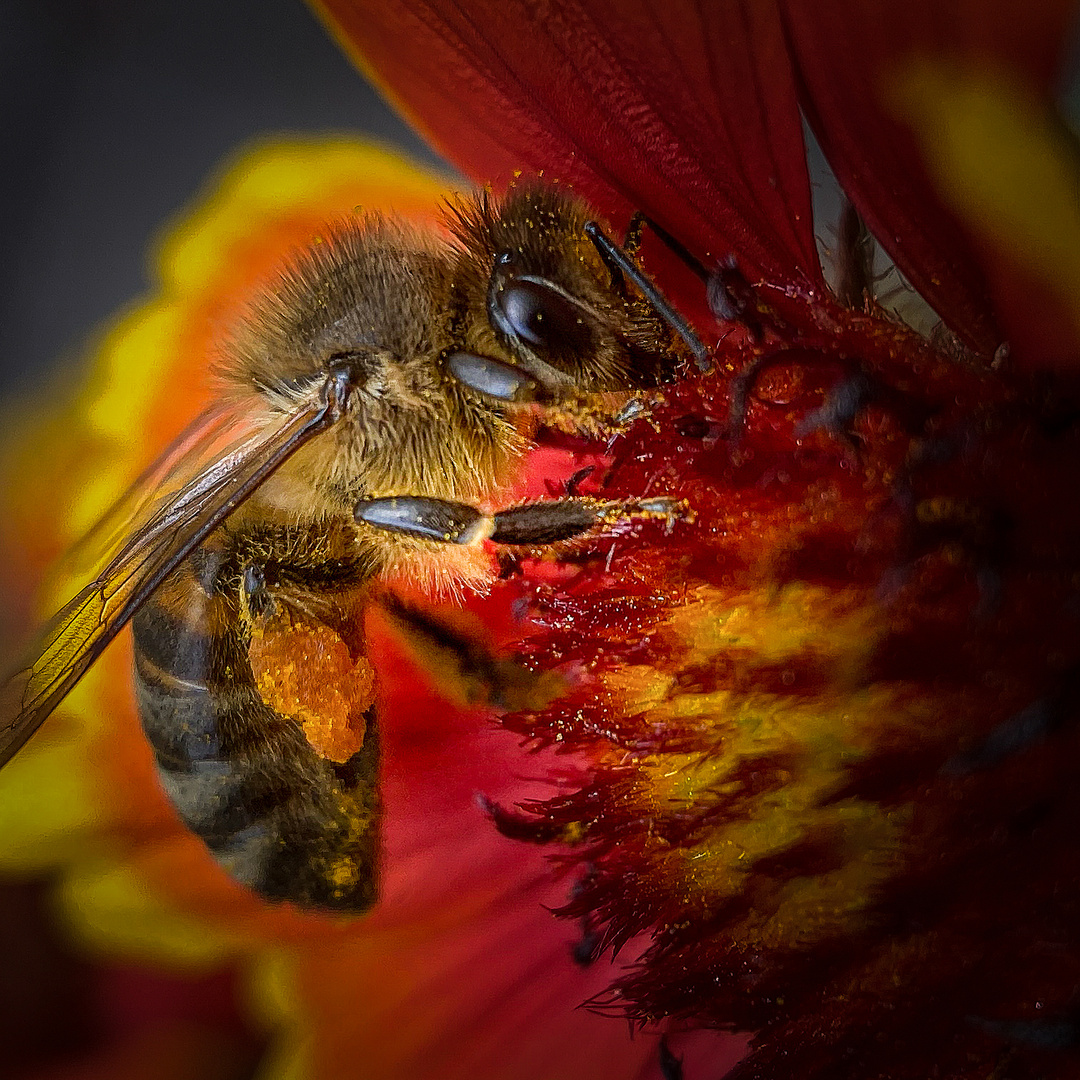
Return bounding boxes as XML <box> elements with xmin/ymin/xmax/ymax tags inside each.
<box><xmin>782</xmin><ymin>0</ymin><xmax>1079</xmax><ymax>362</ymax></box>
<box><xmin>492</xmin><ymin>284</ymin><xmax>1080</xmax><ymax>1076</ymax></box>
<box><xmin>316</xmin><ymin>0</ymin><xmax>821</xmax><ymax>287</ymax></box>
<box><xmin>289</xmin><ymin>626</ymin><xmax>749</xmax><ymax>1080</ymax></box>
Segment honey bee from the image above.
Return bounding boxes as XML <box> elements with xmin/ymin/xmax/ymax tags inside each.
<box><xmin>0</xmin><ymin>184</ymin><xmax>704</xmax><ymax>912</ymax></box>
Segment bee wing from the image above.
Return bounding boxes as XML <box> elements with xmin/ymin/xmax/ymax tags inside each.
<box><xmin>62</xmin><ymin>401</ymin><xmax>241</xmax><ymax>574</ymax></box>
<box><xmin>0</xmin><ymin>376</ymin><xmax>348</xmax><ymax>769</ymax></box>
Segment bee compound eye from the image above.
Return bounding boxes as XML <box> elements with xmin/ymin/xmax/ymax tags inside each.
<box><xmin>493</xmin><ymin>278</ymin><xmax>592</xmax><ymax>353</ymax></box>
<box><xmin>445</xmin><ymin>352</ymin><xmax>544</xmax><ymax>403</ymax></box>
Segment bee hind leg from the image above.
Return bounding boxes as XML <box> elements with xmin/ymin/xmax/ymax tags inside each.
<box><xmin>240</xmin><ymin>562</ymin><xmax>276</xmax><ymax>621</ymax></box>
<box><xmin>380</xmin><ymin>596</ymin><xmax>563</xmax><ymax>712</ymax></box>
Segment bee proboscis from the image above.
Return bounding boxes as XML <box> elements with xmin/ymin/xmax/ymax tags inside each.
<box><xmin>0</xmin><ymin>184</ymin><xmax>701</xmax><ymax>912</ymax></box>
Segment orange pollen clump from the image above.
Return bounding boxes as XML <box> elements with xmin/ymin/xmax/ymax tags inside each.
<box><xmin>248</xmin><ymin>616</ymin><xmax>375</xmax><ymax>763</ymax></box>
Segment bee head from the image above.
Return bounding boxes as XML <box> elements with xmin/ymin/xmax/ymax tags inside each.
<box><xmin>220</xmin><ymin>216</ymin><xmax>457</xmax><ymax>412</ymax></box>
<box><xmin>446</xmin><ymin>184</ymin><xmax>684</xmax><ymax>399</ymax></box>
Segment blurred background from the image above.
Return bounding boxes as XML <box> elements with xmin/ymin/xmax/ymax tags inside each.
<box><xmin>0</xmin><ymin>0</ymin><xmax>444</xmax><ymax>401</ymax></box>
<box><xmin>0</xmin><ymin>2</ymin><xmax>439</xmax><ymax>1076</ymax></box>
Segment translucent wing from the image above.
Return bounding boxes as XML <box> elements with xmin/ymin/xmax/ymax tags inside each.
<box><xmin>62</xmin><ymin>400</ymin><xmax>241</xmax><ymax>575</ymax></box>
<box><xmin>0</xmin><ymin>373</ymin><xmax>349</xmax><ymax>768</ymax></box>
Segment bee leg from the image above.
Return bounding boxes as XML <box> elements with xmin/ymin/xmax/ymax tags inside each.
<box><xmin>240</xmin><ymin>562</ymin><xmax>276</xmax><ymax>622</ymax></box>
<box><xmin>443</xmin><ymin>347</ymin><xmax>656</xmax><ymax>444</ymax></box>
<box><xmin>355</xmin><ymin>496</ymin><xmax>488</xmax><ymax>544</ymax></box>
<box><xmin>489</xmin><ymin>497</ymin><xmax>677</xmax><ymax>545</ymax></box>
<box><xmin>380</xmin><ymin>596</ymin><xmax>562</xmax><ymax>712</ymax></box>
<box><xmin>445</xmin><ymin>350</ymin><xmax>660</xmax><ymax>447</ymax></box>
<box><xmin>589</xmin><ymin>211</ymin><xmax>645</xmax><ymax>296</ymax></box>
<box><xmin>444</xmin><ymin>350</ymin><xmax>549</xmax><ymax>404</ymax></box>
<box><xmin>355</xmin><ymin>495</ymin><xmax>678</xmax><ymax>547</ymax></box>
<box><xmin>622</xmin><ymin>210</ymin><xmax>646</xmax><ymax>258</ymax></box>
<box><xmin>135</xmin><ymin>524</ymin><xmax>382</xmax><ymax>915</ymax></box>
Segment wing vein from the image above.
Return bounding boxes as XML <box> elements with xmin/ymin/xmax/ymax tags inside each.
<box><xmin>0</xmin><ymin>377</ymin><xmax>346</xmax><ymax>768</ymax></box>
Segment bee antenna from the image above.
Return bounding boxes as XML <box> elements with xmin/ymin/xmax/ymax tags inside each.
<box><xmin>583</xmin><ymin>221</ymin><xmax>711</xmax><ymax>373</ymax></box>
<box><xmin>587</xmin><ymin>219</ymin><xmax>712</xmax><ymax>375</ymax></box>
<box><xmin>640</xmin><ymin>215</ymin><xmax>710</xmax><ymax>284</ymax></box>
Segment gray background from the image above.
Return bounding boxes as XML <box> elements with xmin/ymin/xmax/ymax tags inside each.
<box><xmin>0</xmin><ymin>0</ymin><xmax>442</xmax><ymax>401</ymax></box>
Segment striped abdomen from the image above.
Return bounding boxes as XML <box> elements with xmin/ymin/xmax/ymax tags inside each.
<box><xmin>131</xmin><ymin>555</ymin><xmax>379</xmax><ymax>913</ymax></box>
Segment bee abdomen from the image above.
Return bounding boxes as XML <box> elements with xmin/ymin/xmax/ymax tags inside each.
<box><xmin>131</xmin><ymin>577</ymin><xmax>379</xmax><ymax>913</ymax></box>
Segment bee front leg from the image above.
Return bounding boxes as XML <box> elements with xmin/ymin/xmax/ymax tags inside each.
<box><xmin>354</xmin><ymin>494</ymin><xmax>678</xmax><ymax>546</ymax></box>
<box><xmin>444</xmin><ymin>351</ymin><xmax>657</xmax><ymax>438</ymax></box>
<box><xmin>489</xmin><ymin>497</ymin><xmax>677</xmax><ymax>544</ymax></box>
